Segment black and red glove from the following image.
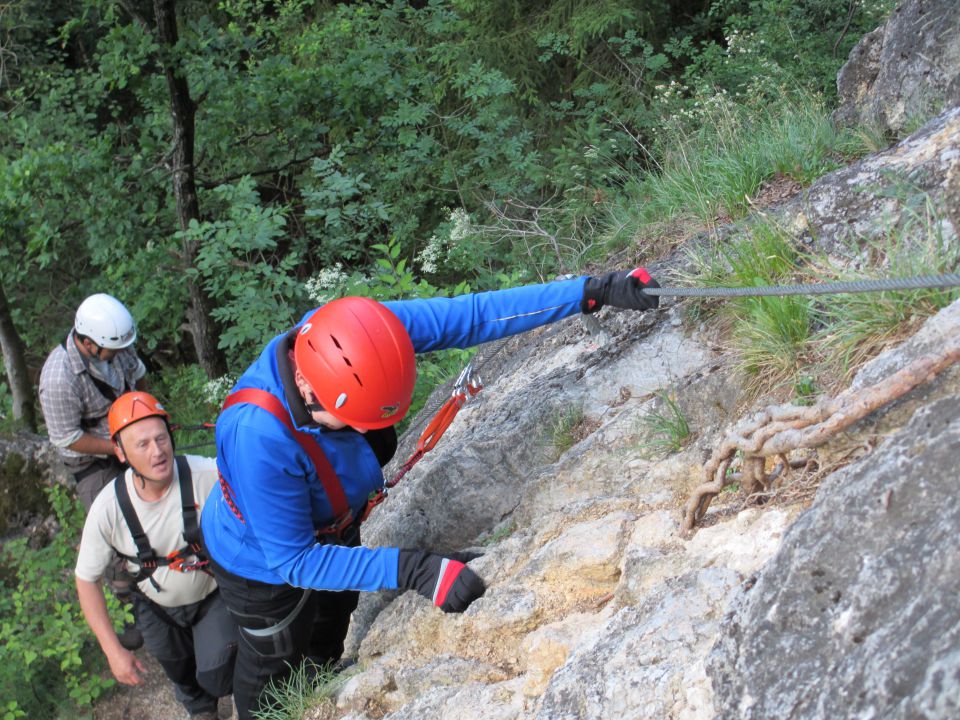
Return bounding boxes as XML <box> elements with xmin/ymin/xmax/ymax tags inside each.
<box><xmin>397</xmin><ymin>549</ymin><xmax>486</xmax><ymax>613</ymax></box>
<box><xmin>581</xmin><ymin>267</ymin><xmax>660</xmax><ymax>314</ymax></box>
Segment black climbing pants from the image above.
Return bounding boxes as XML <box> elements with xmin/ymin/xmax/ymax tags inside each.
<box><xmin>132</xmin><ymin>590</ymin><xmax>238</xmax><ymax>715</ymax></box>
<box><xmin>208</xmin><ymin>555</ymin><xmax>359</xmax><ymax>720</ymax></box>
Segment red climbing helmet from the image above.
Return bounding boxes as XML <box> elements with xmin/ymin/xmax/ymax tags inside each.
<box><xmin>294</xmin><ymin>296</ymin><xmax>417</xmax><ymax>430</ymax></box>
<box><xmin>109</xmin><ymin>391</ymin><xmax>170</xmax><ymax>440</ymax></box>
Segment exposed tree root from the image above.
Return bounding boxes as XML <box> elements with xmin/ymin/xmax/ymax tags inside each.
<box><xmin>682</xmin><ymin>339</ymin><xmax>960</xmax><ymax>532</ymax></box>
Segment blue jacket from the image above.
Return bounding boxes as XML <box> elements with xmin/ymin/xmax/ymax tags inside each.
<box><xmin>200</xmin><ymin>278</ymin><xmax>587</xmax><ymax>591</ymax></box>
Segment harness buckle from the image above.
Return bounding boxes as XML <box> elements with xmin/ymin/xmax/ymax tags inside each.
<box><xmin>316</xmin><ymin>509</ymin><xmax>357</xmax><ymax>542</ymax></box>
<box><xmin>166</xmin><ymin>547</ymin><xmax>208</xmax><ymax>573</ymax></box>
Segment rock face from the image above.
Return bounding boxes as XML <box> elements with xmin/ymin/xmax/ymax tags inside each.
<box><xmin>708</xmin><ymin>394</ymin><xmax>960</xmax><ymax>720</ymax></box>
<box><xmin>0</xmin><ymin>433</ymin><xmax>69</xmax><ymax>536</ymax></box>
<box><xmin>800</xmin><ymin>106</ymin><xmax>958</xmax><ymax>255</ymax></box>
<box><xmin>327</xmin><ymin>100</ymin><xmax>960</xmax><ymax>720</ymax></box>
<box><xmin>834</xmin><ymin>0</ymin><xmax>960</xmax><ymax>135</ymax></box>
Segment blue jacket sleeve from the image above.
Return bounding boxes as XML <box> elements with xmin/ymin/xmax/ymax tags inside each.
<box><xmin>383</xmin><ymin>277</ymin><xmax>587</xmax><ymax>353</ymax></box>
<box><xmin>224</xmin><ymin>413</ymin><xmax>400</xmax><ymax>591</ymax></box>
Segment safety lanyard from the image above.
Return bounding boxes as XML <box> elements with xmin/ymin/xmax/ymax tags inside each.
<box><xmin>114</xmin><ymin>456</ymin><xmax>207</xmax><ymax>591</ymax></box>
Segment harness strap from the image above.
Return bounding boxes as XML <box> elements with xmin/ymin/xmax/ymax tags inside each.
<box><xmin>113</xmin><ymin>456</ymin><xmax>208</xmax><ymax>592</ymax></box>
<box><xmin>176</xmin><ymin>456</ymin><xmax>202</xmax><ymax>551</ymax></box>
<box><xmin>221</xmin><ymin>388</ymin><xmax>352</xmax><ymax>531</ymax></box>
<box><xmin>114</xmin><ymin>470</ymin><xmax>159</xmax><ymax>588</ymax></box>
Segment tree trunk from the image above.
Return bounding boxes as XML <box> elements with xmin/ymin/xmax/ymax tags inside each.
<box><xmin>153</xmin><ymin>0</ymin><xmax>227</xmax><ymax>378</ymax></box>
<box><xmin>0</xmin><ymin>281</ymin><xmax>37</xmax><ymax>431</ymax></box>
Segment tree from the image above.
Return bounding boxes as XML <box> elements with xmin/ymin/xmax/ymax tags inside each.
<box><xmin>150</xmin><ymin>0</ymin><xmax>226</xmax><ymax>377</ymax></box>
<box><xmin>0</xmin><ymin>281</ymin><xmax>36</xmax><ymax>431</ymax></box>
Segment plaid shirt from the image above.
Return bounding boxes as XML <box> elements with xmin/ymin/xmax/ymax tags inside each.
<box><xmin>38</xmin><ymin>331</ymin><xmax>146</xmax><ymax>469</ymax></box>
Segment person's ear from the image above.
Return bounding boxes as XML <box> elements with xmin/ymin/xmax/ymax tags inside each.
<box><xmin>113</xmin><ymin>440</ymin><xmax>126</xmax><ymax>464</ymax></box>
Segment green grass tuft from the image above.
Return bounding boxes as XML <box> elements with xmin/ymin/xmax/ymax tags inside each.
<box><xmin>550</xmin><ymin>404</ymin><xmax>586</xmax><ymax>456</ymax></box>
<box><xmin>252</xmin><ymin>660</ymin><xmax>353</xmax><ymax>720</ymax></box>
<box><xmin>637</xmin><ymin>392</ymin><xmax>692</xmax><ymax>457</ymax></box>
<box><xmin>815</xmin><ymin>195</ymin><xmax>960</xmax><ymax>380</ymax></box>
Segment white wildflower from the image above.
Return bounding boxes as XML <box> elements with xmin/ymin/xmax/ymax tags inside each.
<box><xmin>203</xmin><ymin>374</ymin><xmax>238</xmax><ymax>406</ymax></box>
<box><xmin>417</xmin><ymin>235</ymin><xmax>445</xmax><ymax>274</ymax></box>
<box><xmin>305</xmin><ymin>263</ymin><xmax>349</xmax><ymax>303</ymax></box>
<box><xmin>448</xmin><ymin>208</ymin><xmax>472</xmax><ymax>244</ymax></box>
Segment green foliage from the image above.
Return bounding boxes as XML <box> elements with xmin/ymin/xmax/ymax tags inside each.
<box><xmin>688</xmin><ymin>219</ymin><xmax>813</xmax><ymax>391</ymax></box>
<box><xmin>302</xmin><ymin>146</ymin><xmax>390</xmax><ymax>267</ymax></box>
<box><xmin>793</xmin><ymin>375</ymin><xmax>818</xmax><ymax>406</ymax></box>
<box><xmin>184</xmin><ymin>178</ymin><xmax>306</xmax><ymax>368</ymax></box>
<box><xmin>604</xmin><ymin>94</ymin><xmax>871</xmax><ymax>254</ymax></box>
<box><xmin>674</xmin><ymin>0</ymin><xmax>897</xmax><ymax>102</ymax></box>
<box><xmin>479</xmin><ymin>520</ymin><xmax>516</xmax><ymax>546</ymax></box>
<box><xmin>637</xmin><ymin>392</ymin><xmax>691</xmax><ymax>457</ymax></box>
<box><xmin>0</xmin><ymin>485</ymin><xmax>121</xmax><ymax>716</ymax></box>
<box><xmin>153</xmin><ymin>363</ymin><xmax>222</xmax><ymax>456</ymax></box>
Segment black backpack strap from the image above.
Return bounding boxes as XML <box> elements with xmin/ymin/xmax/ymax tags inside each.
<box><xmin>176</xmin><ymin>456</ymin><xmax>202</xmax><ymax>550</ymax></box>
<box><xmin>113</xmin><ymin>473</ymin><xmax>161</xmax><ymax>590</ymax></box>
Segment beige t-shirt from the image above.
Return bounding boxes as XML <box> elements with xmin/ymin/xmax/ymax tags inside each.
<box><xmin>75</xmin><ymin>455</ymin><xmax>219</xmax><ymax>607</ymax></box>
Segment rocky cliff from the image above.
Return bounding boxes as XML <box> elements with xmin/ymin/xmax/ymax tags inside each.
<box><xmin>327</xmin><ymin>5</ymin><xmax>960</xmax><ymax>716</ymax></box>
<box><xmin>7</xmin><ymin>2</ymin><xmax>957</xmax><ymax>718</ymax></box>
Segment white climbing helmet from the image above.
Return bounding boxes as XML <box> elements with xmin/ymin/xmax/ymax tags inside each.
<box><xmin>74</xmin><ymin>294</ymin><xmax>137</xmax><ymax>349</ymax></box>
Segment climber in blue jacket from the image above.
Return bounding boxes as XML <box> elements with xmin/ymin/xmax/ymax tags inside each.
<box><xmin>200</xmin><ymin>268</ymin><xmax>659</xmax><ymax>719</ymax></box>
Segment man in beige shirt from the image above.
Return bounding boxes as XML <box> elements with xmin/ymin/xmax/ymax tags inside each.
<box><xmin>75</xmin><ymin>392</ymin><xmax>236</xmax><ymax>719</ymax></box>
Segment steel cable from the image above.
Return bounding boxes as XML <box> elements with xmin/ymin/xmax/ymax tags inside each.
<box><xmin>642</xmin><ymin>273</ymin><xmax>960</xmax><ymax>298</ymax></box>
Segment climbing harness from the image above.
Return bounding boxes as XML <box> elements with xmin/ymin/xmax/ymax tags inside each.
<box><xmin>220</xmin><ymin>388</ymin><xmax>371</xmax><ymax>541</ymax></box>
<box><xmin>114</xmin><ymin>455</ymin><xmax>209</xmax><ymax>593</ymax></box>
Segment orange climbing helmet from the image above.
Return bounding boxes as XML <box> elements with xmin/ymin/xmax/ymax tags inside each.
<box><xmin>109</xmin><ymin>391</ymin><xmax>170</xmax><ymax>440</ymax></box>
<box><xmin>293</xmin><ymin>296</ymin><xmax>416</xmax><ymax>430</ymax></box>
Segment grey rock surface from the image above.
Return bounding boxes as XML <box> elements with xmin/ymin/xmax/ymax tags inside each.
<box><xmin>708</xmin><ymin>395</ymin><xmax>960</xmax><ymax>719</ymax></box>
<box><xmin>785</xmin><ymin>105</ymin><xmax>959</xmax><ymax>258</ymax></box>
<box><xmin>0</xmin><ymin>432</ymin><xmax>71</xmax><ymax>536</ymax></box>
<box><xmin>834</xmin><ymin>0</ymin><xmax>960</xmax><ymax>135</ymax></box>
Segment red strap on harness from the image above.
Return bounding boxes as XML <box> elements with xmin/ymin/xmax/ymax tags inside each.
<box><xmin>386</xmin><ymin>376</ymin><xmax>483</xmax><ymax>490</ymax></box>
<box><xmin>222</xmin><ymin>388</ymin><xmax>352</xmax><ymax>528</ymax></box>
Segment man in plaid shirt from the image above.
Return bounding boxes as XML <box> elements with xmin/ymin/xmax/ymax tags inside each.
<box><xmin>39</xmin><ymin>292</ymin><xmax>148</xmax><ymax>649</ymax></box>
<box><xmin>39</xmin><ymin>293</ymin><xmax>148</xmax><ymax>508</ymax></box>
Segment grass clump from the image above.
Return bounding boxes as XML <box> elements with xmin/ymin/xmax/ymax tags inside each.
<box><xmin>637</xmin><ymin>392</ymin><xmax>692</xmax><ymax>457</ymax></box>
<box><xmin>253</xmin><ymin>659</ymin><xmax>353</xmax><ymax>720</ymax></box>
<box><xmin>687</xmin><ymin>219</ymin><xmax>814</xmax><ymax>393</ymax></box>
<box><xmin>550</xmin><ymin>404</ymin><xmax>586</xmax><ymax>457</ymax></box>
<box><xmin>815</xmin><ymin>196</ymin><xmax>960</xmax><ymax>380</ymax></box>
<box><xmin>602</xmin><ymin>93</ymin><xmax>877</xmax><ymax>254</ymax></box>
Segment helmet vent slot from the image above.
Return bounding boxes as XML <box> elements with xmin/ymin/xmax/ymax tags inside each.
<box><xmin>331</xmin><ymin>335</ymin><xmax>343</xmax><ymax>349</ymax></box>
<box><xmin>353</xmin><ymin>373</ymin><xmax>363</xmax><ymax>386</ymax></box>
<box><xmin>343</xmin><ymin>357</ymin><xmax>353</xmax><ymax>367</ymax></box>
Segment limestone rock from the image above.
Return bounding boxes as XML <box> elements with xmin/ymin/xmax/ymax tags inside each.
<box><xmin>0</xmin><ymin>432</ymin><xmax>70</xmax><ymax>536</ymax></box>
<box><xmin>708</xmin><ymin>396</ymin><xmax>960</xmax><ymax>719</ymax></box>
<box><xmin>834</xmin><ymin>0</ymin><xmax>960</xmax><ymax>135</ymax></box>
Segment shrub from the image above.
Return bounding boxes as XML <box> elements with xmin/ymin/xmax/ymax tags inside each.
<box><xmin>0</xmin><ymin>485</ymin><xmax>122</xmax><ymax>716</ymax></box>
